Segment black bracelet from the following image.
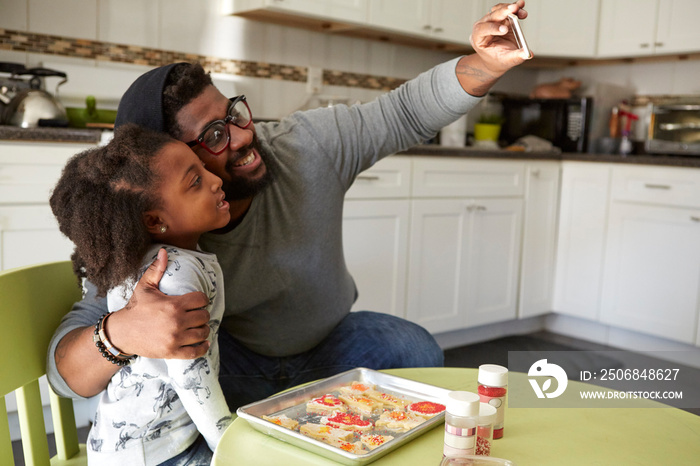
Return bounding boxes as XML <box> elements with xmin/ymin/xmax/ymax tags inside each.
<box><xmin>93</xmin><ymin>313</ymin><xmax>137</xmax><ymax>366</ymax></box>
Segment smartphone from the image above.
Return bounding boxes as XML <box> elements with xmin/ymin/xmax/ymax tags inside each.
<box><xmin>507</xmin><ymin>13</ymin><xmax>532</xmax><ymax>59</ymax></box>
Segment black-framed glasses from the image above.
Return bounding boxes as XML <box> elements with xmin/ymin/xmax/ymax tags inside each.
<box><xmin>186</xmin><ymin>95</ymin><xmax>252</xmax><ymax>155</ymax></box>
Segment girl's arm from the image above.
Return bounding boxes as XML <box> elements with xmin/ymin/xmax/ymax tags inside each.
<box><xmin>166</xmin><ymin>356</ymin><xmax>232</xmax><ymax>451</ymax></box>
<box><xmin>157</xmin><ymin>248</ymin><xmax>232</xmax><ymax>451</ymax></box>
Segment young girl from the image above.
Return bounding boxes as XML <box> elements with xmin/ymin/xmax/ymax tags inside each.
<box><xmin>50</xmin><ymin>123</ymin><xmax>232</xmax><ymax>466</ymax></box>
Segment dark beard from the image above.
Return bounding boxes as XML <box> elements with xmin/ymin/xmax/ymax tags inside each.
<box><xmin>222</xmin><ymin>134</ymin><xmax>272</xmax><ymax>200</ymax></box>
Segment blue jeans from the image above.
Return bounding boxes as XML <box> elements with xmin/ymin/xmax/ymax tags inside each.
<box><xmin>217</xmin><ymin>311</ymin><xmax>444</xmax><ymax>410</ymax></box>
<box><xmin>157</xmin><ymin>435</ymin><xmax>212</xmax><ymax>466</ymax></box>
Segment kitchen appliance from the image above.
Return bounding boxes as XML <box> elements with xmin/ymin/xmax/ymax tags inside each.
<box><xmin>0</xmin><ymin>62</ymin><xmax>31</xmax><ymax>118</ymax></box>
<box><xmin>646</xmin><ymin>102</ymin><xmax>700</xmax><ymax>155</ymax></box>
<box><xmin>499</xmin><ymin>96</ymin><xmax>593</xmax><ymax>152</ymax></box>
<box><xmin>0</xmin><ymin>65</ymin><xmax>69</xmax><ymax>128</ymax></box>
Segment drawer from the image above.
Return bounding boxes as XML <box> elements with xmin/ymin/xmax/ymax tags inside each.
<box><xmin>0</xmin><ymin>141</ymin><xmax>92</xmax><ymax>164</ymax></box>
<box><xmin>345</xmin><ymin>156</ymin><xmax>412</xmax><ymax>199</ymax></box>
<box><xmin>411</xmin><ymin>156</ymin><xmax>526</xmax><ymax>198</ymax></box>
<box><xmin>0</xmin><ymin>163</ymin><xmax>69</xmax><ymax>205</ymax></box>
<box><xmin>611</xmin><ymin>165</ymin><xmax>700</xmax><ymax>208</ymax></box>
<box><xmin>0</xmin><ymin>141</ymin><xmax>94</xmax><ymax>205</ymax></box>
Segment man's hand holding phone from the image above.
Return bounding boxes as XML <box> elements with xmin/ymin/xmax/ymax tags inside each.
<box><xmin>471</xmin><ymin>1</ymin><xmax>533</xmax><ymax>76</ymax></box>
<box><xmin>507</xmin><ymin>12</ymin><xmax>533</xmax><ymax>59</ymax></box>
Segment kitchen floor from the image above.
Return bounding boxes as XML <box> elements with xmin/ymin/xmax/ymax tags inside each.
<box><xmin>12</xmin><ymin>331</ymin><xmax>698</xmax><ymax>465</ymax></box>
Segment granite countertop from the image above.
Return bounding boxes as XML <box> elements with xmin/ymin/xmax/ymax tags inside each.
<box><xmin>400</xmin><ymin>145</ymin><xmax>700</xmax><ymax>168</ymax></box>
<box><xmin>0</xmin><ymin>125</ymin><xmax>103</xmax><ymax>144</ymax></box>
<box><xmin>2</xmin><ymin>126</ymin><xmax>699</xmax><ymax>169</ymax></box>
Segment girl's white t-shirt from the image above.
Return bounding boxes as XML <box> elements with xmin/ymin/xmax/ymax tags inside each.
<box><xmin>87</xmin><ymin>244</ymin><xmax>231</xmax><ymax>466</ymax></box>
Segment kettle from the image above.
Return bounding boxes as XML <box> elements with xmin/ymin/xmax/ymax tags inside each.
<box><xmin>3</xmin><ymin>67</ymin><xmax>69</xmax><ymax>128</ymax></box>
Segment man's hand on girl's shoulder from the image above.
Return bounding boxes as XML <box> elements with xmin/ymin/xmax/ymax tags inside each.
<box><xmin>111</xmin><ymin>248</ymin><xmax>212</xmax><ymax>360</ymax></box>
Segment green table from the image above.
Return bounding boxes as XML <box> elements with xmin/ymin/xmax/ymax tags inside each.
<box><xmin>212</xmin><ymin>367</ymin><xmax>700</xmax><ymax>465</ymax></box>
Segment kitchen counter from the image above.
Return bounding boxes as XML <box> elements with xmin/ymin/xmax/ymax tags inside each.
<box><xmin>2</xmin><ymin>126</ymin><xmax>699</xmax><ymax>168</ymax></box>
<box><xmin>401</xmin><ymin>145</ymin><xmax>700</xmax><ymax>168</ymax></box>
<box><xmin>0</xmin><ymin>126</ymin><xmax>102</xmax><ymax>144</ymax></box>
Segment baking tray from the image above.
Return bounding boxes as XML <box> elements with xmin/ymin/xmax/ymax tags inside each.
<box><xmin>236</xmin><ymin>368</ymin><xmax>450</xmax><ymax>465</ymax></box>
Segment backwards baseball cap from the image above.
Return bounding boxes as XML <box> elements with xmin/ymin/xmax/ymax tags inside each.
<box><xmin>115</xmin><ymin>62</ymin><xmax>186</xmax><ymax>132</ymax></box>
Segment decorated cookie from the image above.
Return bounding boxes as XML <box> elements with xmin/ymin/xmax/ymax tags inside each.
<box><xmin>375</xmin><ymin>409</ymin><xmax>424</xmax><ymax>432</ymax></box>
<box><xmin>306</xmin><ymin>394</ymin><xmax>347</xmax><ymax>415</ymax></box>
<box><xmin>407</xmin><ymin>401</ymin><xmax>446</xmax><ymax>419</ymax></box>
<box><xmin>361</xmin><ymin>433</ymin><xmax>395</xmax><ymax>450</ymax></box>
<box><xmin>321</xmin><ymin>412</ymin><xmax>374</xmax><ymax>432</ymax></box>
<box><xmin>262</xmin><ymin>414</ymin><xmax>299</xmax><ymax>430</ymax></box>
<box><xmin>338</xmin><ymin>393</ymin><xmax>383</xmax><ymax>417</ymax></box>
<box><xmin>338</xmin><ymin>381</ymin><xmax>375</xmax><ymax>397</ymax></box>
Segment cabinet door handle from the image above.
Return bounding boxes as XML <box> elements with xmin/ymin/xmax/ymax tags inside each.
<box><xmin>655</xmin><ymin>42</ymin><xmax>664</xmax><ymax>47</ymax></box>
<box><xmin>640</xmin><ymin>43</ymin><xmax>650</xmax><ymax>48</ymax></box>
<box><xmin>531</xmin><ymin>169</ymin><xmax>540</xmax><ymax>177</ymax></box>
<box><xmin>423</xmin><ymin>25</ymin><xmax>432</xmax><ymax>31</ymax></box>
<box><xmin>433</xmin><ymin>27</ymin><xmax>443</xmax><ymax>33</ymax></box>
<box><xmin>466</xmin><ymin>205</ymin><xmax>486</xmax><ymax>212</ymax></box>
<box><xmin>644</xmin><ymin>183</ymin><xmax>671</xmax><ymax>190</ymax></box>
<box><xmin>691</xmin><ymin>216</ymin><xmax>700</xmax><ymax>223</ymax></box>
<box><xmin>356</xmin><ymin>175</ymin><xmax>380</xmax><ymax>181</ymax></box>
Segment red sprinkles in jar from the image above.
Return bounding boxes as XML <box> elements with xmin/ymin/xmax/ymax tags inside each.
<box><xmin>476</xmin><ymin>430</ymin><xmax>492</xmax><ymax>456</ymax></box>
<box><xmin>477</xmin><ymin>385</ymin><xmax>507</xmax><ymax>398</ymax></box>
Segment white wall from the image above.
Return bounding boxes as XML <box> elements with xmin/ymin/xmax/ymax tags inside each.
<box><xmin>536</xmin><ymin>58</ymin><xmax>700</xmax><ymax>97</ymax></box>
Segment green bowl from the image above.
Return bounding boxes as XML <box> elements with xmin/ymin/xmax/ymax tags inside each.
<box><xmin>66</xmin><ymin>96</ymin><xmax>117</xmax><ymax>128</ymax></box>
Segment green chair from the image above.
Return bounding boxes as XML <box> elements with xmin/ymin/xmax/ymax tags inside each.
<box><xmin>0</xmin><ymin>261</ymin><xmax>87</xmax><ymax>465</ymax></box>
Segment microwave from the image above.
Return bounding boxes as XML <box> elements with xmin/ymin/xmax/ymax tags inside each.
<box><xmin>499</xmin><ymin>96</ymin><xmax>593</xmax><ymax>152</ymax></box>
<box><xmin>646</xmin><ymin>103</ymin><xmax>700</xmax><ymax>155</ymax></box>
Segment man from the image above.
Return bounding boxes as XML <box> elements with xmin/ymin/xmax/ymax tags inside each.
<box><xmin>48</xmin><ymin>1</ymin><xmax>531</xmax><ymax>410</ymax></box>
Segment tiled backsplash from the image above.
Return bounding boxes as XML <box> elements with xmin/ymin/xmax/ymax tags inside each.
<box><xmin>0</xmin><ymin>28</ymin><xmax>406</xmax><ymax>92</ymax></box>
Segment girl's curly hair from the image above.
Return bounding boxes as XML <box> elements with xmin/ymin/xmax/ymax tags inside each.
<box><xmin>50</xmin><ymin>123</ymin><xmax>175</xmax><ymax>296</ymax></box>
<box><xmin>161</xmin><ymin>62</ymin><xmax>213</xmax><ymax>140</ymax></box>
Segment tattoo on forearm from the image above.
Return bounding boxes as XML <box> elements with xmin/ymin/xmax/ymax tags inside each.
<box><xmin>455</xmin><ymin>62</ymin><xmax>495</xmax><ymax>96</ymax></box>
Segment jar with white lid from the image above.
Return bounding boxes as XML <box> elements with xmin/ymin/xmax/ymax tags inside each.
<box><xmin>443</xmin><ymin>391</ymin><xmax>480</xmax><ymax>459</ymax></box>
<box><xmin>477</xmin><ymin>364</ymin><xmax>508</xmax><ymax>439</ymax></box>
<box><xmin>476</xmin><ymin>402</ymin><xmax>497</xmax><ymax>456</ymax></box>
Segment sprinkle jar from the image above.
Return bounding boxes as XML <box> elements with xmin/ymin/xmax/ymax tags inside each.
<box><xmin>477</xmin><ymin>364</ymin><xmax>508</xmax><ymax>439</ymax></box>
<box><xmin>443</xmin><ymin>391</ymin><xmax>480</xmax><ymax>458</ymax></box>
<box><xmin>476</xmin><ymin>402</ymin><xmax>497</xmax><ymax>456</ymax></box>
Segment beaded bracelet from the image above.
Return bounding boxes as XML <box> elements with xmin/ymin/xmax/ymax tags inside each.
<box><xmin>93</xmin><ymin>313</ymin><xmax>137</xmax><ymax>366</ymax></box>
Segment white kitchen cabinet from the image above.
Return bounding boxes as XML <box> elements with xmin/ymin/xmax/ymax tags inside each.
<box><xmin>343</xmin><ymin>156</ymin><xmax>412</xmax><ymax>317</ymax></box>
<box><xmin>0</xmin><ymin>205</ymin><xmax>74</xmax><ymax>270</ymax></box>
<box><xmin>411</xmin><ymin>157</ymin><xmax>525</xmax><ymax>199</ymax></box>
<box><xmin>597</xmin><ymin>0</ymin><xmax>657</xmax><ymax>58</ymax></box>
<box><xmin>519</xmin><ymin>162</ymin><xmax>560</xmax><ymax>318</ymax></box>
<box><xmin>597</xmin><ymin>0</ymin><xmax>700</xmax><ymax>58</ymax></box>
<box><xmin>343</xmin><ymin>199</ymin><xmax>410</xmax><ymax>317</ymax></box>
<box><xmin>599</xmin><ymin>165</ymin><xmax>700</xmax><ymax>344</ymax></box>
<box><xmin>600</xmin><ymin>202</ymin><xmax>700</xmax><ymax>344</ymax></box>
<box><xmin>0</xmin><ymin>141</ymin><xmax>93</xmax><ymax>271</ymax></box>
<box><xmin>552</xmin><ymin>162</ymin><xmax>611</xmax><ymax>320</ymax></box>
<box><xmin>655</xmin><ymin>0</ymin><xmax>700</xmax><ymax>55</ymax></box>
<box><xmin>368</xmin><ymin>0</ymin><xmax>483</xmax><ymax>46</ymax></box>
<box><xmin>225</xmin><ymin>0</ymin><xmax>368</xmax><ymax>24</ymax></box>
<box><xmin>406</xmin><ymin>158</ymin><xmax>525</xmax><ymax>334</ymax></box>
<box><xmin>406</xmin><ymin>197</ymin><xmax>523</xmax><ymax>333</ymax></box>
<box><xmin>521</xmin><ymin>0</ymin><xmax>599</xmax><ymax>58</ymax></box>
